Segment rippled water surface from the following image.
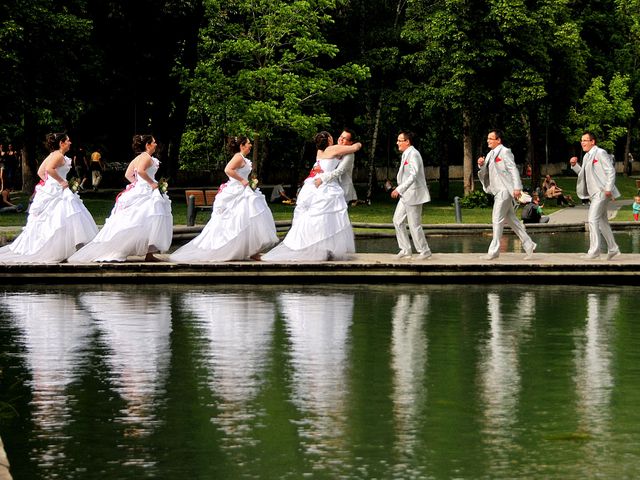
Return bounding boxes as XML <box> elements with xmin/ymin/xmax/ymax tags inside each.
<box><xmin>2</xmin><ymin>284</ymin><xmax>640</xmax><ymax>479</ymax></box>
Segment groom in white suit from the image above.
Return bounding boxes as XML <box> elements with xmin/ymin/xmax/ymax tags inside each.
<box><xmin>391</xmin><ymin>131</ymin><xmax>432</xmax><ymax>259</ymax></box>
<box><xmin>477</xmin><ymin>129</ymin><xmax>536</xmax><ymax>260</ymax></box>
<box><xmin>569</xmin><ymin>131</ymin><xmax>621</xmax><ymax>260</ymax></box>
<box><xmin>314</xmin><ymin>128</ymin><xmax>358</xmax><ymax>204</ymax></box>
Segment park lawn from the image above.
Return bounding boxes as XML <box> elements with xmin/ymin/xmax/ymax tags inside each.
<box><xmin>1</xmin><ymin>174</ymin><xmax>637</xmax><ymax>228</ymax></box>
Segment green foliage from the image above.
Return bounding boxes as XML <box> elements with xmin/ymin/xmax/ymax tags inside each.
<box><xmin>566</xmin><ymin>73</ymin><xmax>635</xmax><ymax>151</ymax></box>
<box><xmin>458</xmin><ymin>189</ymin><xmax>491</xmax><ymax>209</ymax></box>
<box><xmin>180</xmin><ymin>0</ymin><xmax>369</xmax><ymax>173</ymax></box>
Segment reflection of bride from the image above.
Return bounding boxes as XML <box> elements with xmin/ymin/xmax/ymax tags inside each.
<box><xmin>278</xmin><ymin>291</ymin><xmax>354</xmax><ymax>473</ymax></box>
<box><xmin>182</xmin><ymin>291</ymin><xmax>275</xmax><ymax>462</ymax></box>
<box><xmin>390</xmin><ymin>294</ymin><xmax>429</xmax><ymax>470</ymax></box>
<box><xmin>263</xmin><ymin>132</ymin><xmax>361</xmax><ymax>261</ymax></box>
<box><xmin>4</xmin><ymin>292</ymin><xmax>93</xmax><ymax>467</ymax></box>
<box><xmin>79</xmin><ymin>291</ymin><xmax>172</xmax><ymax>439</ymax></box>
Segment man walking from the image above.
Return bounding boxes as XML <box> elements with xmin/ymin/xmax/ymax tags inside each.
<box><xmin>569</xmin><ymin>131</ymin><xmax>620</xmax><ymax>260</ymax></box>
<box><xmin>391</xmin><ymin>130</ymin><xmax>431</xmax><ymax>259</ymax></box>
<box><xmin>477</xmin><ymin>129</ymin><xmax>536</xmax><ymax>260</ymax></box>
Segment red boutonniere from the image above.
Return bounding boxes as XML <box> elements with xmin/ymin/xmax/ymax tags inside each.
<box><xmin>403</xmin><ymin>160</ymin><xmax>409</xmax><ymax>166</ymax></box>
<box><xmin>495</xmin><ymin>157</ymin><xmax>502</xmax><ymax>163</ymax></box>
<box><xmin>593</xmin><ymin>159</ymin><xmax>598</xmax><ymax>164</ymax></box>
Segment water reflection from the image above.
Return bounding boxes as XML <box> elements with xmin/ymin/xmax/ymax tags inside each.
<box><xmin>4</xmin><ymin>292</ymin><xmax>92</xmax><ymax>470</ymax></box>
<box><xmin>183</xmin><ymin>292</ymin><xmax>275</xmax><ymax>452</ymax></box>
<box><xmin>574</xmin><ymin>293</ymin><xmax>617</xmax><ymax>442</ymax></box>
<box><xmin>80</xmin><ymin>291</ymin><xmax>172</xmax><ymax>472</ymax></box>
<box><xmin>278</xmin><ymin>291</ymin><xmax>354</xmax><ymax>474</ymax></box>
<box><xmin>2</xmin><ymin>285</ymin><xmax>640</xmax><ymax>479</ymax></box>
<box><xmin>478</xmin><ymin>291</ymin><xmax>535</xmax><ymax>472</ymax></box>
<box><xmin>390</xmin><ymin>294</ymin><xmax>428</xmax><ymax>472</ymax></box>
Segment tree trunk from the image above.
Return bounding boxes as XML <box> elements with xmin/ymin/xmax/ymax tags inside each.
<box><xmin>623</xmin><ymin>123</ymin><xmax>632</xmax><ymax>176</ymax></box>
<box><xmin>439</xmin><ymin>141</ymin><xmax>449</xmax><ymax>200</ymax></box>
<box><xmin>366</xmin><ymin>95</ymin><xmax>383</xmax><ymax>204</ymax></box>
<box><xmin>462</xmin><ymin>110</ymin><xmax>474</xmax><ymax>195</ymax></box>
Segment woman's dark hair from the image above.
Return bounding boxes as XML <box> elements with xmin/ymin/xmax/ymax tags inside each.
<box><xmin>314</xmin><ymin>131</ymin><xmax>331</xmax><ymax>150</ymax></box>
<box><xmin>132</xmin><ymin>134</ymin><xmax>155</xmax><ymax>153</ymax></box>
<box><xmin>45</xmin><ymin>133</ymin><xmax>69</xmax><ymax>152</ymax></box>
<box><xmin>227</xmin><ymin>135</ymin><xmax>250</xmax><ymax>153</ymax></box>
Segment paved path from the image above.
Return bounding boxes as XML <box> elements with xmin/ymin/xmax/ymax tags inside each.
<box><xmin>548</xmin><ymin>199</ymin><xmax>634</xmax><ymax>224</ymax></box>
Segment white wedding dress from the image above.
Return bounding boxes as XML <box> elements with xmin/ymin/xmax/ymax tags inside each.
<box><xmin>0</xmin><ymin>156</ymin><xmax>98</xmax><ymax>263</ymax></box>
<box><xmin>263</xmin><ymin>157</ymin><xmax>355</xmax><ymax>261</ymax></box>
<box><xmin>68</xmin><ymin>157</ymin><xmax>172</xmax><ymax>262</ymax></box>
<box><xmin>170</xmin><ymin>158</ymin><xmax>277</xmax><ymax>262</ymax></box>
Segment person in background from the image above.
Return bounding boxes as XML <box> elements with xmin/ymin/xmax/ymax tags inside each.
<box><xmin>90</xmin><ymin>150</ymin><xmax>104</xmax><ymax>191</ymax></box>
<box><xmin>521</xmin><ymin>193</ymin><xmax>550</xmax><ymax>224</ymax></box>
<box><xmin>270</xmin><ymin>183</ymin><xmax>294</xmax><ymax>204</ymax></box>
<box><xmin>569</xmin><ymin>131</ymin><xmax>620</xmax><ymax>260</ymax></box>
<box><xmin>73</xmin><ymin>146</ymin><xmax>89</xmax><ymax>191</ymax></box>
<box><xmin>632</xmin><ymin>195</ymin><xmax>640</xmax><ymax>221</ymax></box>
<box><xmin>0</xmin><ymin>187</ymin><xmax>25</xmax><ymax>213</ymax></box>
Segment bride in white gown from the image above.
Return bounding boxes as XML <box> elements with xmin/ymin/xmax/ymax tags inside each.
<box><xmin>0</xmin><ymin>133</ymin><xmax>98</xmax><ymax>263</ymax></box>
<box><xmin>170</xmin><ymin>136</ymin><xmax>277</xmax><ymax>262</ymax></box>
<box><xmin>68</xmin><ymin>135</ymin><xmax>172</xmax><ymax>262</ymax></box>
<box><xmin>263</xmin><ymin>131</ymin><xmax>361</xmax><ymax>261</ymax></box>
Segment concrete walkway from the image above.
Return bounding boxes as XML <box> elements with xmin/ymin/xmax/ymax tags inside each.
<box><xmin>548</xmin><ymin>198</ymin><xmax>634</xmax><ymax>224</ymax></box>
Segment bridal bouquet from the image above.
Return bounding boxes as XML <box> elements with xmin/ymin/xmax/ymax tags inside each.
<box><xmin>158</xmin><ymin>177</ymin><xmax>169</xmax><ymax>194</ymax></box>
<box><xmin>68</xmin><ymin>177</ymin><xmax>81</xmax><ymax>193</ymax></box>
<box><xmin>249</xmin><ymin>177</ymin><xmax>259</xmax><ymax>191</ymax></box>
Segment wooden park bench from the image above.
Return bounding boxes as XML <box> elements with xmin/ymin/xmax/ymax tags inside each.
<box><xmin>185</xmin><ymin>189</ymin><xmax>217</xmax><ymax>226</ymax></box>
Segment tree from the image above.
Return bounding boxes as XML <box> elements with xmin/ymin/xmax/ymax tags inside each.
<box><xmin>181</xmin><ymin>0</ymin><xmax>369</xmax><ymax>179</ymax></box>
<box><xmin>566</xmin><ymin>74</ymin><xmax>635</xmax><ymax>152</ymax></box>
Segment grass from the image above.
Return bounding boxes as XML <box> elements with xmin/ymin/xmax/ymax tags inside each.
<box><xmin>1</xmin><ymin>175</ymin><xmax>637</xmax><ymax>228</ymax></box>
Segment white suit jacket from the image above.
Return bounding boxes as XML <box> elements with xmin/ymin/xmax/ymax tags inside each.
<box><xmin>478</xmin><ymin>145</ymin><xmax>522</xmax><ymax>195</ymax></box>
<box><xmin>318</xmin><ymin>153</ymin><xmax>357</xmax><ymax>202</ymax></box>
<box><xmin>571</xmin><ymin>145</ymin><xmax>620</xmax><ymax>199</ymax></box>
<box><xmin>396</xmin><ymin>146</ymin><xmax>430</xmax><ymax>206</ymax></box>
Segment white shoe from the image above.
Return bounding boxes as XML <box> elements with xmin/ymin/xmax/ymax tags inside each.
<box><xmin>417</xmin><ymin>251</ymin><xmax>432</xmax><ymax>260</ymax></box>
<box><xmin>606</xmin><ymin>248</ymin><xmax>621</xmax><ymax>260</ymax></box>
<box><xmin>580</xmin><ymin>253</ymin><xmax>600</xmax><ymax>260</ymax></box>
<box><xmin>524</xmin><ymin>242</ymin><xmax>537</xmax><ymax>259</ymax></box>
<box><xmin>395</xmin><ymin>250</ymin><xmax>412</xmax><ymax>259</ymax></box>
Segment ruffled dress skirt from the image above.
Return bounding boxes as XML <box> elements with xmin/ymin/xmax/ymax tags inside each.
<box><xmin>68</xmin><ymin>184</ymin><xmax>172</xmax><ymax>262</ymax></box>
<box><xmin>170</xmin><ymin>184</ymin><xmax>277</xmax><ymax>262</ymax></box>
<box><xmin>0</xmin><ymin>182</ymin><xmax>98</xmax><ymax>263</ymax></box>
<box><xmin>262</xmin><ymin>180</ymin><xmax>355</xmax><ymax>261</ymax></box>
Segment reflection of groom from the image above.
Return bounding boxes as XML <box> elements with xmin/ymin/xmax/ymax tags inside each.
<box><xmin>391</xmin><ymin>130</ymin><xmax>432</xmax><ymax>259</ymax></box>
<box><xmin>314</xmin><ymin>128</ymin><xmax>358</xmax><ymax>205</ymax></box>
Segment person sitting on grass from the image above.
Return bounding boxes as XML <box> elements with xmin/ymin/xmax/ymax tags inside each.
<box><xmin>521</xmin><ymin>193</ymin><xmax>549</xmax><ymax>224</ymax></box>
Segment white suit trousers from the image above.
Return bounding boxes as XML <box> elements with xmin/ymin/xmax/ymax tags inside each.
<box><xmin>587</xmin><ymin>191</ymin><xmax>618</xmax><ymax>255</ymax></box>
<box><xmin>393</xmin><ymin>201</ymin><xmax>430</xmax><ymax>254</ymax></box>
<box><xmin>488</xmin><ymin>190</ymin><xmax>534</xmax><ymax>257</ymax></box>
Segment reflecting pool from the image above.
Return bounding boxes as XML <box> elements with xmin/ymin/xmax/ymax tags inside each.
<box><xmin>2</xmin><ymin>284</ymin><xmax>640</xmax><ymax>479</ymax></box>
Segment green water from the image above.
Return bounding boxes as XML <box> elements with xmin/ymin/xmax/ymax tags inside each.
<box><xmin>1</xmin><ymin>284</ymin><xmax>640</xmax><ymax>479</ymax></box>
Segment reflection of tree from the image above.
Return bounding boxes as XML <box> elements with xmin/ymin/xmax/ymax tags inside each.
<box><xmin>278</xmin><ymin>292</ymin><xmax>354</xmax><ymax>475</ymax></box>
<box><xmin>390</xmin><ymin>294</ymin><xmax>429</xmax><ymax>477</ymax></box>
<box><xmin>183</xmin><ymin>292</ymin><xmax>275</xmax><ymax>453</ymax></box>
<box><xmin>573</xmin><ymin>294</ymin><xmax>618</xmax><ymax>450</ymax></box>
<box><xmin>5</xmin><ymin>292</ymin><xmax>93</xmax><ymax>470</ymax></box>
<box><xmin>478</xmin><ymin>291</ymin><xmax>535</xmax><ymax>471</ymax></box>
<box><xmin>80</xmin><ymin>292</ymin><xmax>172</xmax><ymax>446</ymax></box>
